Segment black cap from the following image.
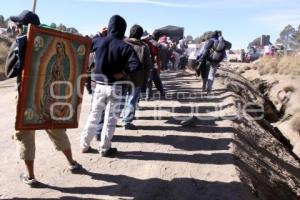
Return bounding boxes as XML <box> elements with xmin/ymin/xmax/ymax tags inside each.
<box><xmin>10</xmin><ymin>10</ymin><xmax>40</xmax><ymax>26</ymax></box>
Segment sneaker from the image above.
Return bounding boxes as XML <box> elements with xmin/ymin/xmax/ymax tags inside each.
<box><xmin>100</xmin><ymin>148</ymin><xmax>118</xmax><ymax>157</ymax></box>
<box><xmin>81</xmin><ymin>146</ymin><xmax>91</xmax><ymax>153</ymax></box>
<box><xmin>68</xmin><ymin>161</ymin><xmax>82</xmax><ymax>173</ymax></box>
<box><xmin>20</xmin><ymin>173</ymin><xmax>38</xmax><ymax>187</ymax></box>
<box><xmin>81</xmin><ymin>147</ymin><xmax>98</xmax><ymax>154</ymax></box>
<box><xmin>124</xmin><ymin>123</ymin><xmax>138</xmax><ymax>130</ymax></box>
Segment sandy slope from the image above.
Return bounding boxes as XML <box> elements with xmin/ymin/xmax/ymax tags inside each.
<box><xmin>227</xmin><ymin>61</ymin><xmax>300</xmax><ymax>158</ymax></box>
<box><xmin>0</xmin><ymin>71</ymin><xmax>298</xmax><ymax>199</ymax></box>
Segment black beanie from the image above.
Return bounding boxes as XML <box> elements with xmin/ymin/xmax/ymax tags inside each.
<box><xmin>129</xmin><ymin>24</ymin><xmax>143</xmax><ymax>39</ymax></box>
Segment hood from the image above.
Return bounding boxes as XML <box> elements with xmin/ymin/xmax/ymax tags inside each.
<box><xmin>125</xmin><ymin>38</ymin><xmax>145</xmax><ymax>46</ymax></box>
<box><xmin>108</xmin><ymin>15</ymin><xmax>127</xmax><ymax>39</ymax></box>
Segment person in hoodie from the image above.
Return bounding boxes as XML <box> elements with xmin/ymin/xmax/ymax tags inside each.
<box><xmin>122</xmin><ymin>24</ymin><xmax>152</xmax><ymax>130</ymax></box>
<box><xmin>80</xmin><ymin>15</ymin><xmax>141</xmax><ymax>157</ymax></box>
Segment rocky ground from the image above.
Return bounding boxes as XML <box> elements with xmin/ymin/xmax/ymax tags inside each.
<box><xmin>0</xmin><ymin>70</ymin><xmax>299</xmax><ymax>199</ymax></box>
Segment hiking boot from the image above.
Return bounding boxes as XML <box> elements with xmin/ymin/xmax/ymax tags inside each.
<box><xmin>68</xmin><ymin>161</ymin><xmax>82</xmax><ymax>173</ymax></box>
<box><xmin>124</xmin><ymin>123</ymin><xmax>138</xmax><ymax>130</ymax></box>
<box><xmin>100</xmin><ymin>148</ymin><xmax>118</xmax><ymax>157</ymax></box>
<box><xmin>20</xmin><ymin>173</ymin><xmax>38</xmax><ymax>187</ymax></box>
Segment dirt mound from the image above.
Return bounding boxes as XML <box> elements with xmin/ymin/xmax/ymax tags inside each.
<box><xmin>217</xmin><ymin>68</ymin><xmax>300</xmax><ymax>199</ymax></box>
<box><xmin>225</xmin><ymin>60</ymin><xmax>300</xmax><ymax>159</ymax></box>
<box><xmin>233</xmin><ymin>116</ymin><xmax>300</xmax><ymax>200</ymax></box>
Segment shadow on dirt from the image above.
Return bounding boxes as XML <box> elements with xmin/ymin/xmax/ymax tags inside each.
<box><xmin>113</xmin><ymin>135</ymin><xmax>232</xmax><ymax>151</ymax></box>
<box><xmin>16</xmin><ymin>170</ymin><xmax>251</xmax><ymax>200</ymax></box>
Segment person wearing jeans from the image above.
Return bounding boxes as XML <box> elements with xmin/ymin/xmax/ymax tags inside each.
<box><xmin>122</xmin><ymin>86</ymin><xmax>141</xmax><ymax>129</ymax></box>
<box><xmin>146</xmin><ymin>67</ymin><xmax>165</xmax><ymax>100</ymax></box>
<box><xmin>206</xmin><ymin>63</ymin><xmax>220</xmax><ymax>94</ymax></box>
<box><xmin>80</xmin><ymin>15</ymin><xmax>141</xmax><ymax>157</ymax></box>
<box><xmin>122</xmin><ymin>24</ymin><xmax>152</xmax><ymax>130</ymax></box>
<box><xmin>196</xmin><ymin>31</ymin><xmax>230</xmax><ymax>94</ymax></box>
<box><xmin>142</xmin><ymin>35</ymin><xmax>165</xmax><ymax>100</ymax></box>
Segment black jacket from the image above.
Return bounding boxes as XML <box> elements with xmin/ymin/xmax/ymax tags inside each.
<box><xmin>4</xmin><ymin>35</ymin><xmax>27</xmax><ymax>89</ymax></box>
<box><xmin>92</xmin><ymin>15</ymin><xmax>141</xmax><ymax>83</ymax></box>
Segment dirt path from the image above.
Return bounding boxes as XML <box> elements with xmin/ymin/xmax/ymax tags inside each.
<box><xmin>0</xmin><ymin>71</ymin><xmax>293</xmax><ymax>199</ymax></box>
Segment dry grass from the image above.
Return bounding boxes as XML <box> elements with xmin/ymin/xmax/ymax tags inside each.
<box><xmin>256</xmin><ymin>57</ymin><xmax>280</xmax><ymax>75</ymax></box>
<box><xmin>283</xmin><ymin>86</ymin><xmax>296</xmax><ymax>93</ymax></box>
<box><xmin>0</xmin><ymin>37</ymin><xmax>11</xmax><ymax>73</ymax></box>
<box><xmin>256</xmin><ymin>56</ymin><xmax>300</xmax><ymax>76</ymax></box>
<box><xmin>291</xmin><ymin>111</ymin><xmax>300</xmax><ymax>132</ymax></box>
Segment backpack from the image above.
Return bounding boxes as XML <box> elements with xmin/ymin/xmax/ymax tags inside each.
<box><xmin>208</xmin><ymin>38</ymin><xmax>232</xmax><ymax>63</ymax></box>
<box><xmin>4</xmin><ymin>35</ymin><xmax>27</xmax><ymax>79</ymax></box>
<box><xmin>125</xmin><ymin>39</ymin><xmax>152</xmax><ymax>87</ymax></box>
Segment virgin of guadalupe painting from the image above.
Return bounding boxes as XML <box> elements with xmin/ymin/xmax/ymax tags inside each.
<box><xmin>16</xmin><ymin>25</ymin><xmax>91</xmax><ymax>130</ymax></box>
<box><xmin>41</xmin><ymin>41</ymin><xmax>71</xmax><ymax>122</ymax></box>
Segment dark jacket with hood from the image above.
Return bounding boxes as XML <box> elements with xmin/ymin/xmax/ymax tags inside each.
<box><xmin>92</xmin><ymin>15</ymin><xmax>141</xmax><ymax>83</ymax></box>
<box><xmin>124</xmin><ymin>38</ymin><xmax>152</xmax><ymax>87</ymax></box>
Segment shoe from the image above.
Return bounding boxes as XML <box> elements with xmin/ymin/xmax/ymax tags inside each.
<box><xmin>124</xmin><ymin>123</ymin><xmax>138</xmax><ymax>130</ymax></box>
<box><xmin>81</xmin><ymin>146</ymin><xmax>90</xmax><ymax>153</ymax></box>
<box><xmin>100</xmin><ymin>148</ymin><xmax>118</xmax><ymax>157</ymax></box>
<box><xmin>81</xmin><ymin>147</ymin><xmax>98</xmax><ymax>154</ymax></box>
<box><xmin>96</xmin><ymin>134</ymin><xmax>101</xmax><ymax>141</ymax></box>
<box><xmin>145</xmin><ymin>97</ymin><xmax>153</xmax><ymax>101</ymax></box>
<box><xmin>68</xmin><ymin>161</ymin><xmax>82</xmax><ymax>173</ymax></box>
<box><xmin>20</xmin><ymin>173</ymin><xmax>38</xmax><ymax>187</ymax></box>
<box><xmin>180</xmin><ymin>116</ymin><xmax>197</xmax><ymax>127</ymax></box>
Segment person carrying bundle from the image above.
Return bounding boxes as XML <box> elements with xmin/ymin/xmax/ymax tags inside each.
<box><xmin>196</xmin><ymin>31</ymin><xmax>232</xmax><ymax>94</ymax></box>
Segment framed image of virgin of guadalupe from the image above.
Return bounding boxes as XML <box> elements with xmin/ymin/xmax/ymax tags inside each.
<box><xmin>16</xmin><ymin>24</ymin><xmax>91</xmax><ymax>130</ymax></box>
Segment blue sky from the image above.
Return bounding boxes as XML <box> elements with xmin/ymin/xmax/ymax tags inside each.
<box><xmin>1</xmin><ymin>0</ymin><xmax>300</xmax><ymax>49</ymax></box>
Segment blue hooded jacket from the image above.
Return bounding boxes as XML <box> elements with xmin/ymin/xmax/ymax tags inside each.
<box><xmin>92</xmin><ymin>15</ymin><xmax>141</xmax><ymax>83</ymax></box>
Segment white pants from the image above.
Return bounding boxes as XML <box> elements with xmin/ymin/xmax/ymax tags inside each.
<box><xmin>80</xmin><ymin>84</ymin><xmax>122</xmax><ymax>153</ymax></box>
